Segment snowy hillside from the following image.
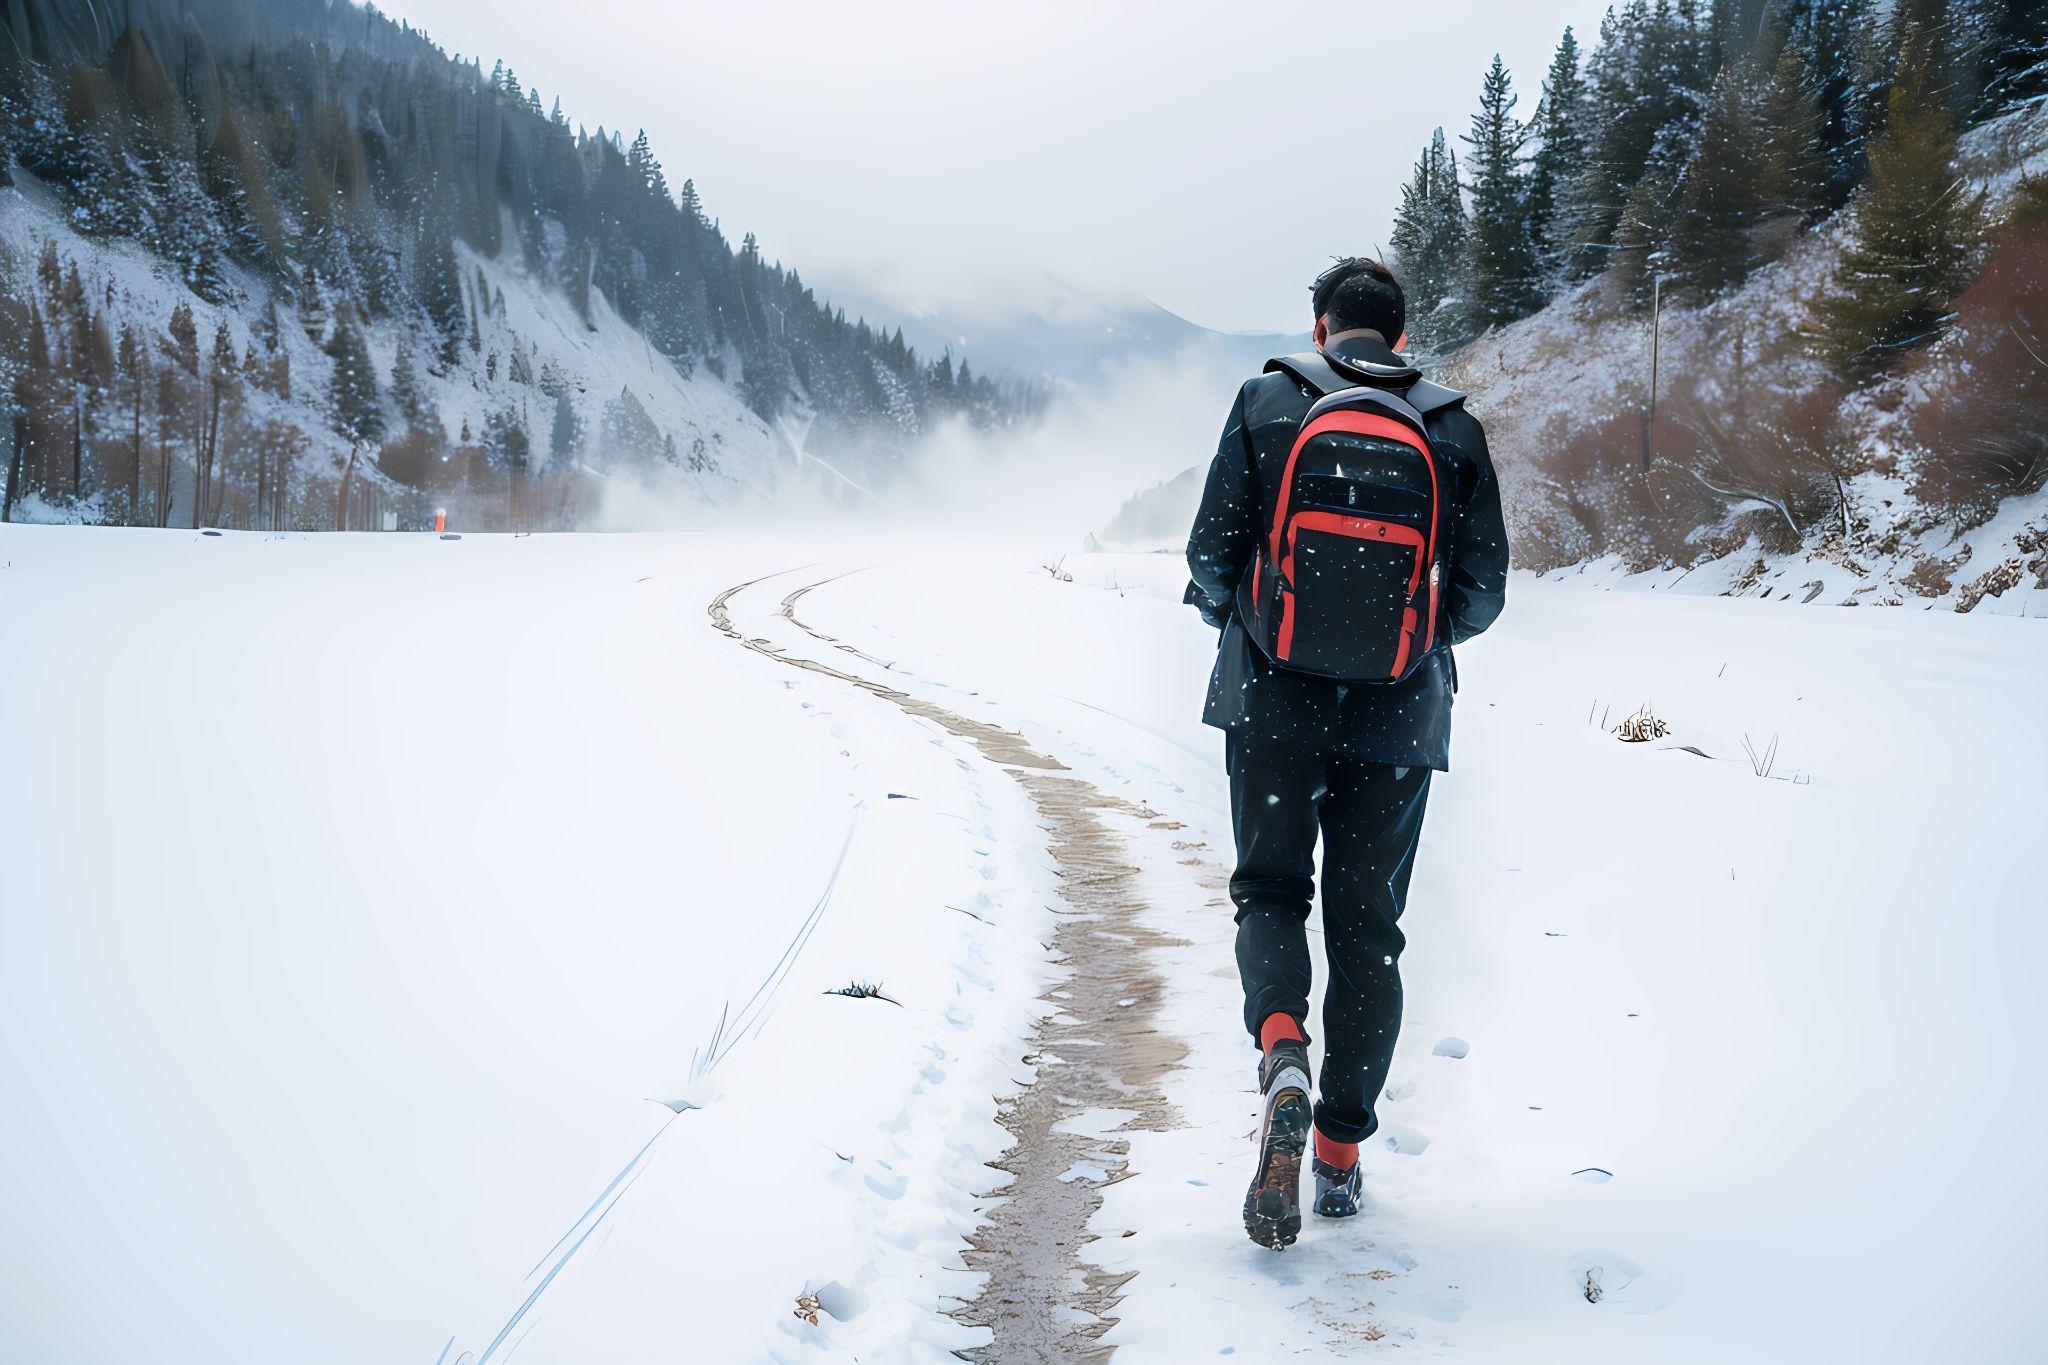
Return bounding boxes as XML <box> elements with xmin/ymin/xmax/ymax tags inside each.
<box><xmin>1434</xmin><ymin>98</ymin><xmax>2048</xmax><ymax>614</ymax></box>
<box><xmin>0</xmin><ymin>0</ymin><xmax>1042</xmax><ymax>535</ymax></box>
<box><xmin>5</xmin><ymin>521</ymin><xmax>2043</xmax><ymax>1362</ymax></box>
<box><xmin>1</xmin><ymin>171</ymin><xmax>788</xmax><ymax>529</ymax></box>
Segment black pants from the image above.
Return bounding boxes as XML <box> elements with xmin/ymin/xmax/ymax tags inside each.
<box><xmin>1228</xmin><ymin>727</ymin><xmax>1433</xmax><ymax>1144</ymax></box>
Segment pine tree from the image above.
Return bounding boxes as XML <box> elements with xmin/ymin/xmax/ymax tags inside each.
<box><xmin>324</xmin><ymin>314</ymin><xmax>385</xmax><ymax>444</ymax></box>
<box><xmin>166</xmin><ymin>301</ymin><xmax>199</xmax><ymax>374</ymax></box>
<box><xmin>1525</xmin><ymin>27</ymin><xmax>1587</xmax><ymax>280</ymax></box>
<box><xmin>628</xmin><ymin>129</ymin><xmax>670</xmax><ymax>204</ymax></box>
<box><xmin>1458</xmin><ymin>56</ymin><xmax>1541</xmax><ymax>335</ymax></box>
<box><xmin>1665</xmin><ymin>63</ymin><xmax>1769</xmax><ymax>298</ymax></box>
<box><xmin>1389</xmin><ymin>128</ymin><xmax>1469</xmax><ymax>350</ymax></box>
<box><xmin>210</xmin><ymin>322</ymin><xmax>238</xmax><ymax>381</ymax></box>
<box><xmin>390</xmin><ymin>344</ymin><xmax>421</xmax><ymax>424</ymax></box>
<box><xmin>1790</xmin><ymin>0</ymin><xmax>1879</xmax><ymax>208</ymax></box>
<box><xmin>297</xmin><ymin>262</ymin><xmax>328</xmax><ymax>341</ymax></box>
<box><xmin>484</xmin><ymin>405</ymin><xmax>529</xmax><ymax>471</ymax></box>
<box><xmin>1754</xmin><ymin>21</ymin><xmax>1828</xmax><ymax>223</ymax></box>
<box><xmin>415</xmin><ymin>220</ymin><xmax>468</xmax><ymax>369</ymax></box>
<box><xmin>1822</xmin><ymin>23</ymin><xmax>1985</xmax><ymax>376</ymax></box>
<box><xmin>1560</xmin><ymin>0</ymin><xmax>1716</xmax><ymax>280</ymax></box>
<box><xmin>549</xmin><ymin>389</ymin><xmax>581</xmax><ymax>464</ymax></box>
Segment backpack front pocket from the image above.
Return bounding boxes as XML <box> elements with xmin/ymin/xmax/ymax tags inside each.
<box><xmin>1276</xmin><ymin>513</ymin><xmax>1424</xmax><ymax>679</ymax></box>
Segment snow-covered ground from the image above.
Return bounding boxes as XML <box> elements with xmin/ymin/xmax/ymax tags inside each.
<box><xmin>3</xmin><ymin>524</ymin><xmax>2044</xmax><ymax>1362</ymax></box>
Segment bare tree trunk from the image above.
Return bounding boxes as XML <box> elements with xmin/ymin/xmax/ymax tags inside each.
<box><xmin>256</xmin><ymin>434</ymin><xmax>270</xmax><ymax>532</ymax></box>
<box><xmin>198</xmin><ymin>377</ymin><xmax>222</xmax><ymax>528</ymax></box>
<box><xmin>2</xmin><ymin>412</ymin><xmax>24</xmax><ymax>522</ymax></box>
<box><xmin>335</xmin><ymin>443</ymin><xmax>359</xmax><ymax>531</ymax></box>
<box><xmin>1641</xmin><ymin>276</ymin><xmax>1663</xmax><ymax>473</ymax></box>
<box><xmin>130</xmin><ymin>373</ymin><xmax>142</xmax><ymax>523</ymax></box>
<box><xmin>190</xmin><ymin>404</ymin><xmax>204</xmax><ymax>530</ymax></box>
<box><xmin>157</xmin><ymin>428</ymin><xmax>171</xmax><ymax>528</ymax></box>
<box><xmin>71</xmin><ymin>389</ymin><xmax>83</xmax><ymax>500</ymax></box>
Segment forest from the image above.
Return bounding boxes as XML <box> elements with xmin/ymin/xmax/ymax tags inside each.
<box><xmin>0</xmin><ymin>0</ymin><xmax>1043</xmax><ymax>531</ymax></box>
<box><xmin>1394</xmin><ymin>0</ymin><xmax>2048</xmax><ymax>581</ymax></box>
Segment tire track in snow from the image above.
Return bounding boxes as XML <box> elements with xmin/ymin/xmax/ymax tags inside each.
<box><xmin>711</xmin><ymin>570</ymin><xmax>1190</xmax><ymax>1362</ymax></box>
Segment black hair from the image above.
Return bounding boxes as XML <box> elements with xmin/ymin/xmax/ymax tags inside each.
<box><xmin>1311</xmin><ymin>257</ymin><xmax>1406</xmax><ymax>341</ymax></box>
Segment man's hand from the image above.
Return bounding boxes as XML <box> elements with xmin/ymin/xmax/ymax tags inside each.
<box><xmin>1183</xmin><ymin>580</ymin><xmax>1231</xmax><ymax>630</ymax></box>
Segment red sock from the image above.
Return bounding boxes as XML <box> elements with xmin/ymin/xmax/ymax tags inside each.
<box><xmin>1258</xmin><ymin>1012</ymin><xmax>1304</xmax><ymax>1052</ymax></box>
<box><xmin>1315</xmin><ymin>1129</ymin><xmax>1359</xmax><ymax>1170</ymax></box>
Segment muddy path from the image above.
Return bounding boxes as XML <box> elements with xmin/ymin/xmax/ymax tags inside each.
<box><xmin>710</xmin><ymin>570</ymin><xmax>1189</xmax><ymax>1361</ymax></box>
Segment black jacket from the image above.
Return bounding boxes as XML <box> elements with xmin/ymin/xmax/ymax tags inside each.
<box><xmin>1184</xmin><ymin>335</ymin><xmax>1508</xmax><ymax>770</ymax></box>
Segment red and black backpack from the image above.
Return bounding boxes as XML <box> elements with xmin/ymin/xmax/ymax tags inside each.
<box><xmin>1235</xmin><ymin>352</ymin><xmax>1449</xmax><ymax>684</ymax></box>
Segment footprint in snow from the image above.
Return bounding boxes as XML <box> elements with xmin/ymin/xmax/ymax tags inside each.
<box><xmin>813</xmin><ymin>1280</ymin><xmax>870</xmax><ymax>1322</ymax></box>
<box><xmin>1379</xmin><ymin>1124</ymin><xmax>1430</xmax><ymax>1156</ymax></box>
<box><xmin>864</xmin><ymin>1170</ymin><xmax>908</xmax><ymax>1200</ymax></box>
<box><xmin>1383</xmin><ymin>1076</ymin><xmax>1417</xmax><ymax>1102</ymax></box>
<box><xmin>1432</xmin><ymin>1037</ymin><xmax>1470</xmax><ymax>1059</ymax></box>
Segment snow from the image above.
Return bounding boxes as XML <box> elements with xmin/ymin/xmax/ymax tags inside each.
<box><xmin>4</xmin><ymin>524</ymin><xmax>2045</xmax><ymax>1362</ymax></box>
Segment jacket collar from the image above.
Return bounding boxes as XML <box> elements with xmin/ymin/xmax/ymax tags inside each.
<box><xmin>1321</xmin><ymin>332</ymin><xmax>1421</xmax><ymax>386</ymax></box>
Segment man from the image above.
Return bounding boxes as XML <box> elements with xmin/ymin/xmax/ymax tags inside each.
<box><xmin>1184</xmin><ymin>257</ymin><xmax>1508</xmax><ymax>1249</ymax></box>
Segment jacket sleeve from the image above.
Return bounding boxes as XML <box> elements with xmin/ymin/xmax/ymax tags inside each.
<box><xmin>1439</xmin><ymin>408</ymin><xmax>1509</xmax><ymax>644</ymax></box>
<box><xmin>1183</xmin><ymin>382</ymin><xmax>1259</xmax><ymax>630</ymax></box>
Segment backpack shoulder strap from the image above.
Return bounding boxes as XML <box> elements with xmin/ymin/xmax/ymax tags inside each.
<box><xmin>1264</xmin><ymin>351</ymin><xmax>1354</xmax><ymax>397</ymax></box>
<box><xmin>1403</xmin><ymin>377</ymin><xmax>1468</xmax><ymax>417</ymax></box>
<box><xmin>1269</xmin><ymin>352</ymin><xmax>1467</xmax><ymax>419</ymax></box>
<box><xmin>1305</xmin><ymin>378</ymin><xmax>1431</xmax><ymax>433</ymax></box>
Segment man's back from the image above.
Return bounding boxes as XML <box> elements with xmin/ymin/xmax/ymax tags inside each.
<box><xmin>1185</xmin><ymin>331</ymin><xmax>1509</xmax><ymax>771</ymax></box>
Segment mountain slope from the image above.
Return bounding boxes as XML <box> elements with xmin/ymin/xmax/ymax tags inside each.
<box><xmin>0</xmin><ymin>0</ymin><xmax>1038</xmax><ymax>531</ymax></box>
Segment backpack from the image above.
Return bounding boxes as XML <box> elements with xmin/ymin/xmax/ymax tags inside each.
<box><xmin>1234</xmin><ymin>351</ymin><xmax>1459</xmax><ymax>683</ymax></box>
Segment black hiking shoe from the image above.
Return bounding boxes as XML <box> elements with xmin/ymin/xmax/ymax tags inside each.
<box><xmin>1312</xmin><ymin>1154</ymin><xmax>1363</xmax><ymax>1218</ymax></box>
<box><xmin>1243</xmin><ymin>1041</ymin><xmax>1311</xmax><ymax>1250</ymax></box>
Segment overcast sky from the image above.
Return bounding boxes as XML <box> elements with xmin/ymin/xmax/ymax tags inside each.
<box><xmin>386</xmin><ymin>1</ymin><xmax>1615</xmax><ymax>334</ymax></box>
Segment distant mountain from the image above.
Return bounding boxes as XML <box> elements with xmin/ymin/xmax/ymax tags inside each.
<box><xmin>815</xmin><ymin>277</ymin><xmax>1308</xmax><ymax>391</ymax></box>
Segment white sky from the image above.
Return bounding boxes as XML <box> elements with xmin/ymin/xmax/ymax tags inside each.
<box><xmin>385</xmin><ymin>1</ymin><xmax>1615</xmax><ymax>334</ymax></box>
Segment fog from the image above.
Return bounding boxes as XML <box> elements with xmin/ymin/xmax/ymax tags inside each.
<box><xmin>594</xmin><ymin>344</ymin><xmax>1248</xmax><ymax>551</ymax></box>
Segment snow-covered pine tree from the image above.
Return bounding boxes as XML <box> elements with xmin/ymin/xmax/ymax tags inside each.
<box><xmin>1389</xmin><ymin>127</ymin><xmax>1468</xmax><ymax>351</ymax></box>
<box><xmin>1525</xmin><ymin>26</ymin><xmax>1586</xmax><ymax>286</ymax></box>
<box><xmin>1559</xmin><ymin>0</ymin><xmax>1714</xmax><ymax>281</ymax></box>
<box><xmin>1753</xmin><ymin>17</ymin><xmax>1829</xmax><ymax>225</ymax></box>
<box><xmin>415</xmin><ymin>219</ymin><xmax>468</xmax><ymax>370</ymax></box>
<box><xmin>390</xmin><ymin>343</ymin><xmax>421</xmax><ymax>425</ymax></box>
<box><xmin>1458</xmin><ymin>55</ymin><xmax>1541</xmax><ymax>336</ymax></box>
<box><xmin>1776</xmin><ymin>0</ymin><xmax>1874</xmax><ymax>210</ymax></box>
<box><xmin>1822</xmin><ymin>20</ymin><xmax>1985</xmax><ymax>376</ymax></box>
<box><xmin>324</xmin><ymin>313</ymin><xmax>385</xmax><ymax>445</ymax></box>
<box><xmin>1665</xmin><ymin>61</ymin><xmax>1771</xmax><ymax>299</ymax></box>
<box><xmin>549</xmin><ymin>389</ymin><xmax>581</xmax><ymax>465</ymax></box>
<box><xmin>167</xmin><ymin>301</ymin><xmax>199</xmax><ymax>375</ymax></box>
